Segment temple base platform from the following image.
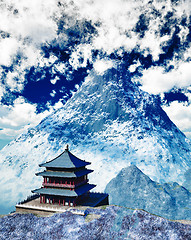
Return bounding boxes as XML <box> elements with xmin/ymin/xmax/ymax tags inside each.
<box><xmin>15</xmin><ymin>192</ymin><xmax>109</xmax><ymax>216</ymax></box>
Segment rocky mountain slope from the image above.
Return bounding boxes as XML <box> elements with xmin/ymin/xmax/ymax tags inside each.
<box><xmin>105</xmin><ymin>165</ymin><xmax>191</xmax><ymax>220</ymax></box>
<box><xmin>0</xmin><ymin>206</ymin><xmax>191</xmax><ymax>240</ymax></box>
<box><xmin>0</xmin><ymin>68</ymin><xmax>191</xmax><ymax>213</ymax></box>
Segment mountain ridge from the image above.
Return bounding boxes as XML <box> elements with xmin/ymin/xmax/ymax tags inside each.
<box><xmin>105</xmin><ymin>165</ymin><xmax>191</xmax><ymax>220</ymax></box>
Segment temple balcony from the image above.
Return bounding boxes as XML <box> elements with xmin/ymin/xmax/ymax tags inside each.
<box><xmin>42</xmin><ymin>180</ymin><xmax>88</xmax><ymax>188</ymax></box>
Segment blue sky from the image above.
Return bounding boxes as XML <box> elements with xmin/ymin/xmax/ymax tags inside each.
<box><xmin>0</xmin><ymin>0</ymin><xmax>191</xmax><ymax>150</ymax></box>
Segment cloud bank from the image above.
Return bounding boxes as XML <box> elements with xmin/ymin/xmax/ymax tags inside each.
<box><xmin>0</xmin><ymin>0</ymin><xmax>191</xmax><ymax>141</ymax></box>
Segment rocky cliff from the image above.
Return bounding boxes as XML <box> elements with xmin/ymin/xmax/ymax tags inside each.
<box><xmin>0</xmin><ymin>206</ymin><xmax>191</xmax><ymax>240</ymax></box>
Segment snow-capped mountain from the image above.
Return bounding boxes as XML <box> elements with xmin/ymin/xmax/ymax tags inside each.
<box><xmin>0</xmin><ymin>68</ymin><xmax>191</xmax><ymax>213</ymax></box>
<box><xmin>105</xmin><ymin>165</ymin><xmax>191</xmax><ymax>220</ymax></box>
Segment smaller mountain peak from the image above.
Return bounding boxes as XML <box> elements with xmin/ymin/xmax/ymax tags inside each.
<box><xmin>128</xmin><ymin>164</ymin><xmax>140</xmax><ymax>171</ymax></box>
<box><xmin>117</xmin><ymin>164</ymin><xmax>145</xmax><ymax>181</ymax></box>
<box><xmin>123</xmin><ymin>164</ymin><xmax>143</xmax><ymax>174</ymax></box>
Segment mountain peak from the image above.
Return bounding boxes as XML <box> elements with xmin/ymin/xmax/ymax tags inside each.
<box><xmin>115</xmin><ymin>164</ymin><xmax>153</xmax><ymax>187</ymax></box>
<box><xmin>120</xmin><ymin>164</ymin><xmax>144</xmax><ymax>177</ymax></box>
<box><xmin>105</xmin><ymin>165</ymin><xmax>191</xmax><ymax>220</ymax></box>
<box><xmin>126</xmin><ymin>164</ymin><xmax>141</xmax><ymax>172</ymax></box>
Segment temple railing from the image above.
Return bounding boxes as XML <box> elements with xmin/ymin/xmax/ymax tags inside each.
<box><xmin>16</xmin><ymin>203</ymin><xmax>85</xmax><ymax>215</ymax></box>
<box><xmin>17</xmin><ymin>194</ymin><xmax>39</xmax><ymax>205</ymax></box>
<box><xmin>42</xmin><ymin>180</ymin><xmax>88</xmax><ymax>188</ymax></box>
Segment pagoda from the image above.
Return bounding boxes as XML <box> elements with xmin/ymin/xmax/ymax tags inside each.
<box><xmin>32</xmin><ymin>145</ymin><xmax>100</xmax><ymax>207</ymax></box>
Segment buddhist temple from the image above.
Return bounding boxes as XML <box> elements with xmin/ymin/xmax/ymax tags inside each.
<box><xmin>31</xmin><ymin>145</ymin><xmax>108</xmax><ymax>207</ymax></box>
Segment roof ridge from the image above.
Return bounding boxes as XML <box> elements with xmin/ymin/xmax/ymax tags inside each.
<box><xmin>39</xmin><ymin>149</ymin><xmax>91</xmax><ymax>168</ymax></box>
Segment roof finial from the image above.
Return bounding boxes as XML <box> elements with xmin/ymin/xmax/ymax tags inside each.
<box><xmin>65</xmin><ymin>144</ymin><xmax>69</xmax><ymax>151</ymax></box>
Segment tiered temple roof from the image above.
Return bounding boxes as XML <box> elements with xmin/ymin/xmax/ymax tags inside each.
<box><xmin>36</xmin><ymin>169</ymin><xmax>93</xmax><ymax>178</ymax></box>
<box><xmin>39</xmin><ymin>148</ymin><xmax>91</xmax><ymax>169</ymax></box>
<box><xmin>33</xmin><ymin>184</ymin><xmax>95</xmax><ymax>197</ymax></box>
<box><xmin>32</xmin><ymin>146</ymin><xmax>96</xmax><ymax>205</ymax></box>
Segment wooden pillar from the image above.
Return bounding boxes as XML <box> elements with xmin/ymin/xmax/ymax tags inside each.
<box><xmin>63</xmin><ymin>199</ymin><xmax>65</xmax><ymax>206</ymax></box>
<box><xmin>69</xmin><ymin>200</ymin><xmax>70</xmax><ymax>206</ymax></box>
<box><xmin>59</xmin><ymin>199</ymin><xmax>60</xmax><ymax>205</ymax></box>
<box><xmin>40</xmin><ymin>195</ymin><xmax>42</xmax><ymax>203</ymax></box>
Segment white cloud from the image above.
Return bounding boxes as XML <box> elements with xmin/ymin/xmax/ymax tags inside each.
<box><xmin>140</xmin><ymin>62</ymin><xmax>191</xmax><ymax>94</ymax></box>
<box><xmin>93</xmin><ymin>59</ymin><xmax>115</xmax><ymax>75</ymax></box>
<box><xmin>0</xmin><ymin>0</ymin><xmax>58</xmax><ymax>70</ymax></box>
<box><xmin>163</xmin><ymin>101</ymin><xmax>191</xmax><ymax>138</ymax></box>
<box><xmin>0</xmin><ymin>38</ymin><xmax>19</xmax><ymax>66</ymax></box>
<box><xmin>139</xmin><ymin>31</ymin><xmax>170</xmax><ymax>61</ymax></box>
<box><xmin>0</xmin><ymin>97</ymin><xmax>41</xmax><ymax>128</ymax></box>
<box><xmin>69</xmin><ymin>44</ymin><xmax>93</xmax><ymax>70</ymax></box>
<box><xmin>92</xmin><ymin>25</ymin><xmax>133</xmax><ymax>55</ymax></box>
<box><xmin>0</xmin><ymin>97</ymin><xmax>64</xmax><ymax>140</ymax></box>
<box><xmin>0</xmin><ymin>0</ymin><xmax>190</xmax><ymax>93</ymax></box>
<box><xmin>74</xmin><ymin>0</ymin><xmax>189</xmax><ymax>57</ymax></box>
<box><xmin>76</xmin><ymin>0</ymin><xmax>142</xmax><ymax>55</ymax></box>
<box><xmin>128</xmin><ymin>60</ymin><xmax>141</xmax><ymax>73</ymax></box>
<box><xmin>50</xmin><ymin>90</ymin><xmax>56</xmax><ymax>97</ymax></box>
<box><xmin>5</xmin><ymin>70</ymin><xmax>25</xmax><ymax>92</ymax></box>
<box><xmin>0</xmin><ymin>0</ymin><xmax>57</xmax><ymax>44</ymax></box>
<box><xmin>50</xmin><ymin>76</ymin><xmax>60</xmax><ymax>85</ymax></box>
